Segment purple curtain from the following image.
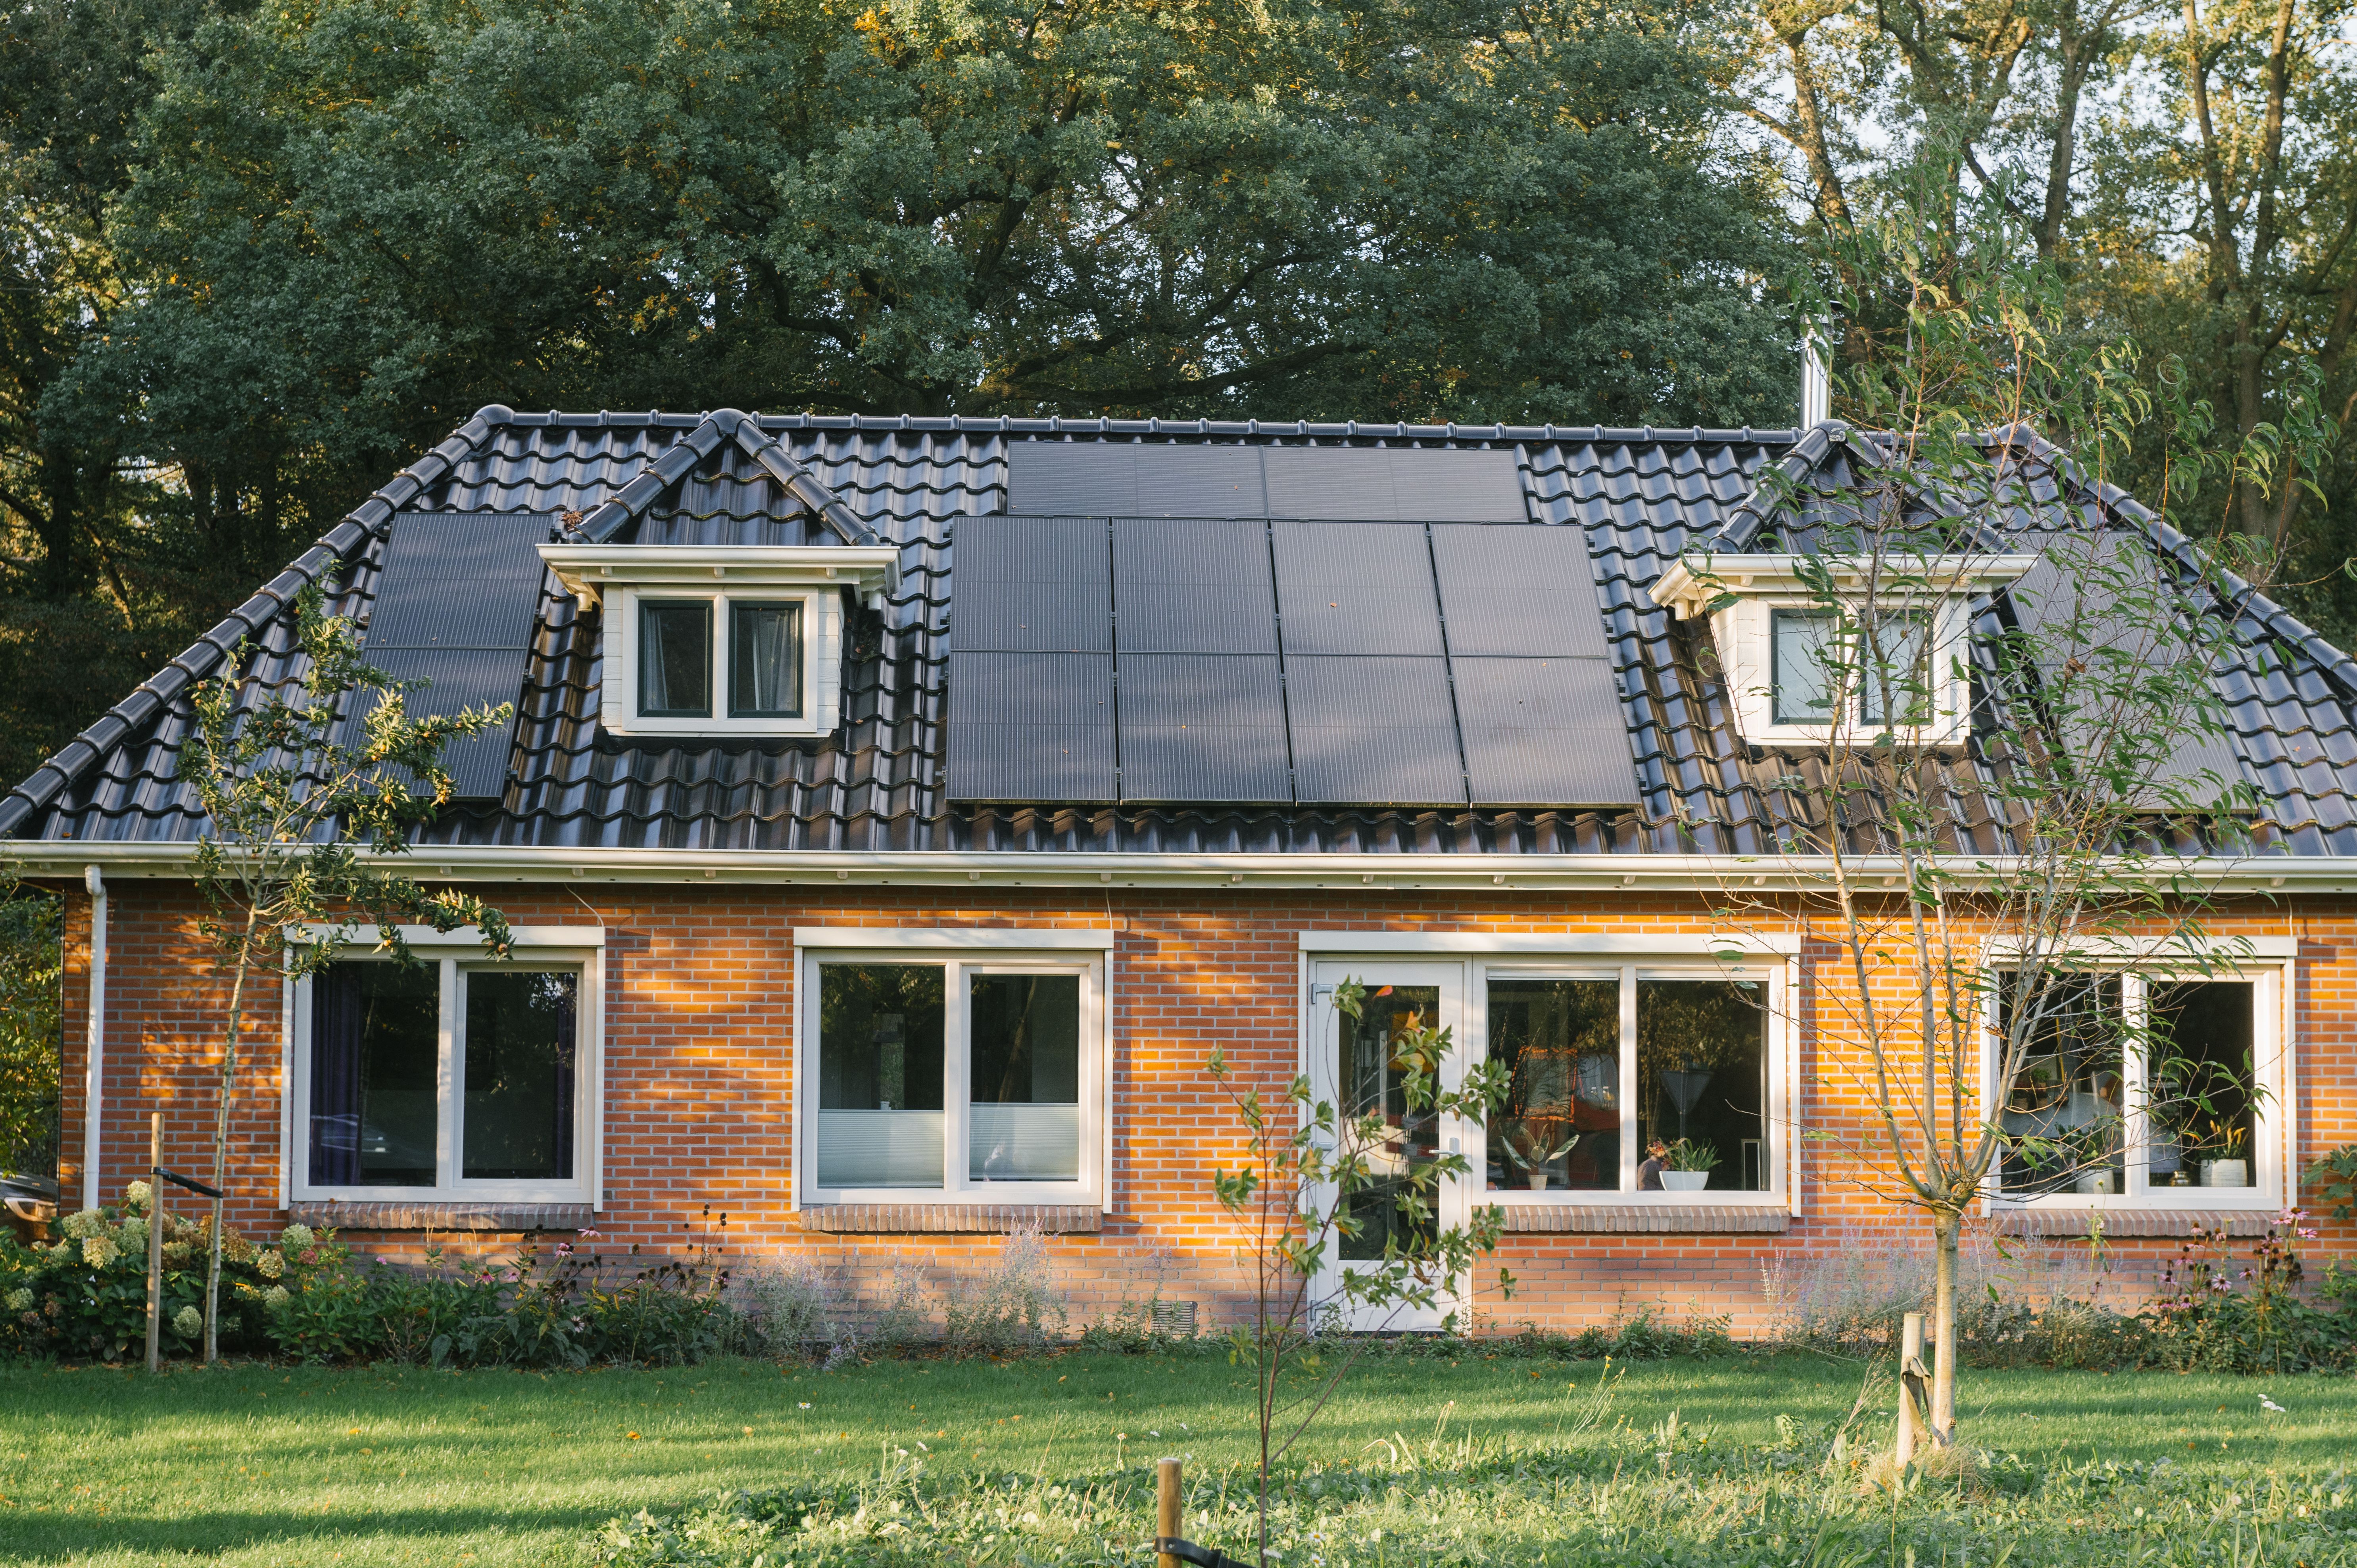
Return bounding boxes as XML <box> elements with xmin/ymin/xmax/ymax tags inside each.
<box><xmin>552</xmin><ymin>975</ymin><xmax>577</xmax><ymax>1178</ymax></box>
<box><xmin>309</xmin><ymin>966</ymin><xmax>363</xmax><ymax>1184</ymax></box>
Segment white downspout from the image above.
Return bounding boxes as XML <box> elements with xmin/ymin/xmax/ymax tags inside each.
<box><xmin>81</xmin><ymin>865</ymin><xmax>107</xmax><ymax>1212</ymax></box>
<box><xmin>1801</xmin><ymin>328</ymin><xmax>1832</xmax><ymax>428</ymax></box>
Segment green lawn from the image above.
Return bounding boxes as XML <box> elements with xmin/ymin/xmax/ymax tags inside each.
<box><xmin>1</xmin><ymin>1351</ymin><xmax>2352</xmax><ymax>1566</ymax></box>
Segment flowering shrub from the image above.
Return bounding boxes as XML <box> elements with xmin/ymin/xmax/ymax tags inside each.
<box><xmin>2144</xmin><ymin>1211</ymin><xmax>2354</xmax><ymax>1373</ymax></box>
<box><xmin>0</xmin><ymin>1187</ymin><xmax>286</xmax><ymax>1362</ymax></box>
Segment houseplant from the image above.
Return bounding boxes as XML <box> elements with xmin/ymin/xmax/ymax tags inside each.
<box><xmin>1661</xmin><ymin>1138</ymin><xmax>1718</xmax><ymax>1192</ymax></box>
<box><xmin>2201</xmin><ymin>1121</ymin><xmax>2248</xmax><ymax>1188</ymax></box>
<box><xmin>1500</xmin><ymin>1123</ymin><xmax>1578</xmax><ymax>1190</ymax></box>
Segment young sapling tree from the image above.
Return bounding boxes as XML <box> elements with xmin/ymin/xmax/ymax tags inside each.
<box><xmin>180</xmin><ymin>585</ymin><xmax>515</xmax><ymax>1361</ymax></box>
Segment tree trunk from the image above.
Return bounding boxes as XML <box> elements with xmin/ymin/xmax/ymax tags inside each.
<box><xmin>1929</xmin><ymin>1208</ymin><xmax>1961</xmax><ymax>1443</ymax></box>
<box><xmin>203</xmin><ymin>912</ymin><xmax>258</xmax><ymax>1364</ymax></box>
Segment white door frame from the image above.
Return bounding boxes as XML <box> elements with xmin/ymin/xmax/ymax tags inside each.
<box><xmin>1305</xmin><ymin>960</ymin><xmax>1473</xmax><ymax>1332</ymax></box>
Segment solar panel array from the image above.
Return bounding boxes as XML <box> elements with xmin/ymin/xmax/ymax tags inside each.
<box><xmin>343</xmin><ymin>512</ymin><xmax>553</xmax><ymax>798</ymax></box>
<box><xmin>1009</xmin><ymin>443</ymin><xmax>1531</xmax><ymax>523</ymax></box>
<box><xmin>947</xmin><ymin>503</ymin><xmax>1639</xmax><ymax>807</ymax></box>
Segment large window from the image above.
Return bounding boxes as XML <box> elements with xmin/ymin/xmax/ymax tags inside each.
<box><xmin>294</xmin><ymin>931</ymin><xmax>600</xmax><ymax>1203</ymax></box>
<box><xmin>611</xmin><ymin>585</ymin><xmax>818</xmax><ymax>736</ymax></box>
<box><xmin>1991</xmin><ymin>965</ymin><xmax>2279</xmax><ymax>1203</ymax></box>
<box><xmin>1483</xmin><ymin>967</ymin><xmax>1775</xmax><ymax>1198</ymax></box>
<box><xmin>798</xmin><ymin>936</ymin><xmax>1104</xmax><ymax>1206</ymax></box>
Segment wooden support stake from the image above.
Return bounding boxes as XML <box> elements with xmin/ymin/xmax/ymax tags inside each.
<box><xmin>1157</xmin><ymin>1456</ymin><xmax>1182</xmax><ymax>1568</ymax></box>
<box><xmin>145</xmin><ymin>1112</ymin><xmax>163</xmax><ymax>1376</ymax></box>
<box><xmin>1895</xmin><ymin>1310</ymin><xmax>1925</xmax><ymax>1467</ymax></box>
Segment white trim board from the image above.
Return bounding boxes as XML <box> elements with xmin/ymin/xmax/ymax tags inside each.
<box><xmin>290</xmin><ymin>923</ymin><xmax>604</xmax><ymax>950</ymax></box>
<box><xmin>793</xmin><ymin>927</ymin><xmax>1117</xmax><ymax>950</ymax></box>
<box><xmin>1299</xmin><ymin>931</ymin><xmax>1803</xmax><ymax>957</ymax></box>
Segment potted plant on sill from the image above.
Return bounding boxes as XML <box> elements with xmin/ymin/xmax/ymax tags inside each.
<box><xmin>1499</xmin><ymin>1124</ymin><xmax>1578</xmax><ymax>1191</ymax></box>
<box><xmin>2200</xmin><ymin>1121</ymin><xmax>2248</xmax><ymax>1189</ymax></box>
<box><xmin>1660</xmin><ymin>1138</ymin><xmax>1719</xmax><ymax>1192</ymax></box>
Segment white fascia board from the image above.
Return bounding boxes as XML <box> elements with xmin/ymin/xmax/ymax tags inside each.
<box><xmin>794</xmin><ymin>926</ymin><xmax>1116</xmax><ymax>950</ymax></box>
<box><xmin>538</xmin><ymin>543</ymin><xmax>900</xmax><ymax>608</ymax></box>
<box><xmin>1299</xmin><ymin>931</ymin><xmax>1803</xmax><ymax>957</ymax></box>
<box><xmin>1653</xmin><ymin>553</ymin><xmax>2042</xmax><ymax>620</ymax></box>
<box><xmin>23</xmin><ymin>843</ymin><xmax>2355</xmax><ymax>894</ymax></box>
<box><xmin>1980</xmin><ymin>934</ymin><xmax>2299</xmax><ymax>964</ymax></box>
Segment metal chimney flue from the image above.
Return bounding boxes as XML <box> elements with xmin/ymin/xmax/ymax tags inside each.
<box><xmin>1802</xmin><ymin>328</ymin><xmax>1832</xmax><ymax>427</ymax></box>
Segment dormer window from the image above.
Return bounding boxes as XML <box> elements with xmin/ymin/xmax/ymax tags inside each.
<box><xmin>540</xmin><ymin>544</ymin><xmax>898</xmax><ymax>738</ymax></box>
<box><xmin>1654</xmin><ymin>553</ymin><xmax>2037</xmax><ymax>747</ymax></box>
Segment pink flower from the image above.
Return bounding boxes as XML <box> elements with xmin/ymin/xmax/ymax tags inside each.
<box><xmin>2299</xmin><ymin>1228</ymin><xmax>2318</xmax><ymax>1240</ymax></box>
<box><xmin>577</xmin><ymin>1228</ymin><xmax>601</xmax><ymax>1240</ymax></box>
<box><xmin>555</xmin><ymin>1242</ymin><xmax>574</xmax><ymax>1258</ymax></box>
<box><xmin>502</xmin><ymin>1268</ymin><xmax>522</xmax><ymax>1284</ymax></box>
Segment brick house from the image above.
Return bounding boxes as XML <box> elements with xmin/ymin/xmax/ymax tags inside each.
<box><xmin>6</xmin><ymin>405</ymin><xmax>2351</xmax><ymax>1334</ymax></box>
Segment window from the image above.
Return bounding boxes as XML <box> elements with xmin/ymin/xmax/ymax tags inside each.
<box><xmin>796</xmin><ymin>933</ymin><xmax>1106</xmax><ymax>1206</ymax></box>
<box><xmin>639</xmin><ymin>600</ymin><xmax>713</xmax><ymax>717</ymax></box>
<box><xmin>630</xmin><ymin>590</ymin><xmax>809</xmax><ymax>726</ymax></box>
<box><xmin>292</xmin><ymin>930</ymin><xmax>601</xmax><ymax>1203</ymax></box>
<box><xmin>730</xmin><ymin>601</ymin><xmax>805</xmax><ymax>718</ymax></box>
<box><xmin>1767</xmin><ymin>608</ymin><xmax>1933</xmax><ymax>729</ymax></box>
<box><xmin>1483</xmin><ymin>967</ymin><xmax>1777</xmax><ymax>1198</ymax></box>
<box><xmin>1985</xmin><ymin>953</ymin><xmax>2287</xmax><ymax>1207</ymax></box>
<box><xmin>1770</xmin><ymin>610</ymin><xmax>1837</xmax><ymax>725</ymax></box>
<box><xmin>1858</xmin><ymin>612</ymin><xmax>1931</xmax><ymax>725</ymax></box>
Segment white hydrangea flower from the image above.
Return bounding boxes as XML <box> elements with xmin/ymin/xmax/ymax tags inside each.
<box><xmin>117</xmin><ymin>1217</ymin><xmax>148</xmax><ymax>1254</ymax></box>
<box><xmin>4</xmin><ymin>1288</ymin><xmax>31</xmax><ymax>1311</ymax></box>
<box><xmin>262</xmin><ymin>1284</ymin><xmax>291</xmax><ymax>1309</ymax></box>
<box><xmin>81</xmin><ymin>1235</ymin><xmax>117</xmax><ymax>1268</ymax></box>
<box><xmin>125</xmin><ymin>1180</ymin><xmax>153</xmax><ymax>1209</ymax></box>
<box><xmin>254</xmin><ymin>1249</ymin><xmax>286</xmax><ymax>1280</ymax></box>
<box><xmin>280</xmin><ymin>1223</ymin><xmax>316</xmax><ymax>1251</ymax></box>
<box><xmin>61</xmin><ymin>1208</ymin><xmax>106</xmax><ymax>1240</ymax></box>
<box><xmin>172</xmin><ymin>1305</ymin><xmax>202</xmax><ymax>1338</ymax></box>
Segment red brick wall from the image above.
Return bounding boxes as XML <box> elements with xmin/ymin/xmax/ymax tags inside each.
<box><xmin>44</xmin><ymin>880</ymin><xmax>2357</xmax><ymax>1338</ymax></box>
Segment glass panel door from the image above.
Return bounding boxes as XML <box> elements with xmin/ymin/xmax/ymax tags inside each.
<box><xmin>1310</xmin><ymin>962</ymin><xmax>1468</xmax><ymax>1332</ymax></box>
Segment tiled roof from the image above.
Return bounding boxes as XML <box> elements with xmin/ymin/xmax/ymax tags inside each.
<box><xmin>9</xmin><ymin>407</ymin><xmax>2357</xmax><ymax>858</ymax></box>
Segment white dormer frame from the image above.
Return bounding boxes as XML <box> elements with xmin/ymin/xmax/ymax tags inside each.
<box><xmin>538</xmin><ymin>545</ymin><xmax>900</xmax><ymax>739</ymax></box>
<box><xmin>1653</xmin><ymin>553</ymin><xmax>2040</xmax><ymax>747</ymax></box>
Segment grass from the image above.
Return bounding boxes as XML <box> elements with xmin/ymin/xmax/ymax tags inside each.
<box><xmin>1</xmin><ymin>1349</ymin><xmax>2353</xmax><ymax>1566</ymax></box>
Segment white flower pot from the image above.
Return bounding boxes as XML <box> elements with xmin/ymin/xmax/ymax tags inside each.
<box><xmin>1524</xmin><ymin>1173</ymin><xmax>1551</xmax><ymax>1191</ymax></box>
<box><xmin>1660</xmin><ymin>1171</ymin><xmax>1710</xmax><ymax>1192</ymax></box>
<box><xmin>2201</xmin><ymin>1159</ymin><xmax>2248</xmax><ymax>1189</ymax></box>
<box><xmin>2074</xmin><ymin>1171</ymin><xmax>2113</xmax><ymax>1196</ymax></box>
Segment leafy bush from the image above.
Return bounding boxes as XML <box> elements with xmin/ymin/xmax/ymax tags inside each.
<box><xmin>2139</xmin><ymin>1212</ymin><xmax>2355</xmax><ymax>1374</ymax></box>
<box><xmin>1</xmin><ymin>1186</ymin><xmax>281</xmax><ymax>1361</ymax></box>
<box><xmin>732</xmin><ymin>1257</ymin><xmax>844</xmax><ymax>1359</ymax></box>
<box><xmin>0</xmin><ymin>890</ymin><xmax>60</xmax><ymax>1178</ymax></box>
<box><xmin>940</xmin><ymin>1228</ymin><xmax>1068</xmax><ymax>1355</ymax></box>
<box><xmin>2307</xmin><ymin>1144</ymin><xmax>2357</xmax><ymax>1221</ymax></box>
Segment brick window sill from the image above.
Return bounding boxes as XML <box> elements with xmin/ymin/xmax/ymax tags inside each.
<box><xmin>1986</xmin><ymin>1207</ymin><xmax>2276</xmax><ymax>1239</ymax></box>
<box><xmin>1497</xmin><ymin>1204</ymin><xmax>1790</xmax><ymax>1235</ymax></box>
<box><xmin>798</xmin><ymin>1204</ymin><xmax>1103</xmax><ymax>1235</ymax></box>
<box><xmin>285</xmin><ymin>1201</ymin><xmax>595</xmax><ymax>1233</ymax></box>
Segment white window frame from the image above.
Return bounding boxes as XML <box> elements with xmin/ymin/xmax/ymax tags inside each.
<box><xmin>1977</xmin><ymin>938</ymin><xmax>2295</xmax><ymax>1213</ymax></box>
<box><xmin>610</xmin><ymin>584</ymin><xmax>832</xmax><ymax>738</ymax></box>
<box><xmin>284</xmin><ymin>926</ymin><xmax>605</xmax><ymax>1208</ymax></box>
<box><xmin>792</xmin><ymin>929</ymin><xmax>1113</xmax><ymax>1210</ymax></box>
<box><xmin>1298</xmin><ymin>933</ymin><xmax>1800</xmax><ymax>1211</ymax></box>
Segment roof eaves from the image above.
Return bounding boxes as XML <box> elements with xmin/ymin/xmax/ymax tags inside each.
<box><xmin>0</xmin><ymin>402</ymin><xmax>512</xmax><ymax>837</ymax></box>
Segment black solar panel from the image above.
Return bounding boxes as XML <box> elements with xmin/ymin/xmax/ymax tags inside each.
<box><xmin>347</xmin><ymin>511</ymin><xmax>552</xmax><ymax>798</ymax></box>
<box><xmin>1452</xmin><ymin>656</ymin><xmax>1639</xmax><ymax>805</ymax></box>
<box><xmin>1285</xmin><ymin>654</ymin><xmax>1468</xmax><ymax>804</ymax></box>
<box><xmin>1112</xmin><ymin>518</ymin><xmax>1279</xmax><ymax>654</ymax></box>
<box><xmin>945</xmin><ymin>651</ymin><xmax>1118</xmax><ymax>801</ymax></box>
<box><xmin>950</xmin><ymin>516</ymin><xmax>1112</xmax><ymax>651</ymax></box>
<box><xmin>1270</xmin><ymin>522</ymin><xmax>1446</xmax><ymax>655</ymax></box>
<box><xmin>2007</xmin><ymin>536</ymin><xmax>2244</xmax><ymax>798</ymax></box>
<box><xmin>1116</xmin><ymin>654</ymin><xmax>1291</xmax><ymax>801</ymax></box>
<box><xmin>1008</xmin><ymin>444</ymin><xmax>1266</xmax><ymax>518</ymax></box>
<box><xmin>1430</xmin><ymin>523</ymin><xmax>1613</xmax><ymax>658</ymax></box>
<box><xmin>1262</xmin><ymin>449</ymin><xmax>1526</xmax><ymax>523</ymax></box>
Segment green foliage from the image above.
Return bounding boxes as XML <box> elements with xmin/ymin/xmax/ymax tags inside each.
<box><xmin>0</xmin><ymin>1188</ymin><xmax>280</xmax><ymax>1362</ymax></box>
<box><xmin>1665</xmin><ymin>1138</ymin><xmax>1721</xmax><ymax>1173</ymax></box>
<box><xmin>0</xmin><ymin>889</ymin><xmax>61</xmax><ymax>1176</ymax></box>
<box><xmin>2303</xmin><ymin>1143</ymin><xmax>2357</xmax><ymax>1221</ymax></box>
<box><xmin>2142</xmin><ymin>1215</ymin><xmax>2356</xmax><ymax>1375</ymax></box>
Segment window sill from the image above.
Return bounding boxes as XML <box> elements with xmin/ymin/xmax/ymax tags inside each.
<box><xmin>1498</xmin><ymin>1204</ymin><xmax>1789</xmax><ymax>1235</ymax></box>
<box><xmin>797</xmin><ymin>1203</ymin><xmax>1103</xmax><ymax>1235</ymax></box>
<box><xmin>1986</xmin><ymin>1207</ymin><xmax>2278</xmax><ymax>1239</ymax></box>
<box><xmin>285</xmin><ymin>1201</ymin><xmax>595</xmax><ymax>1232</ymax></box>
